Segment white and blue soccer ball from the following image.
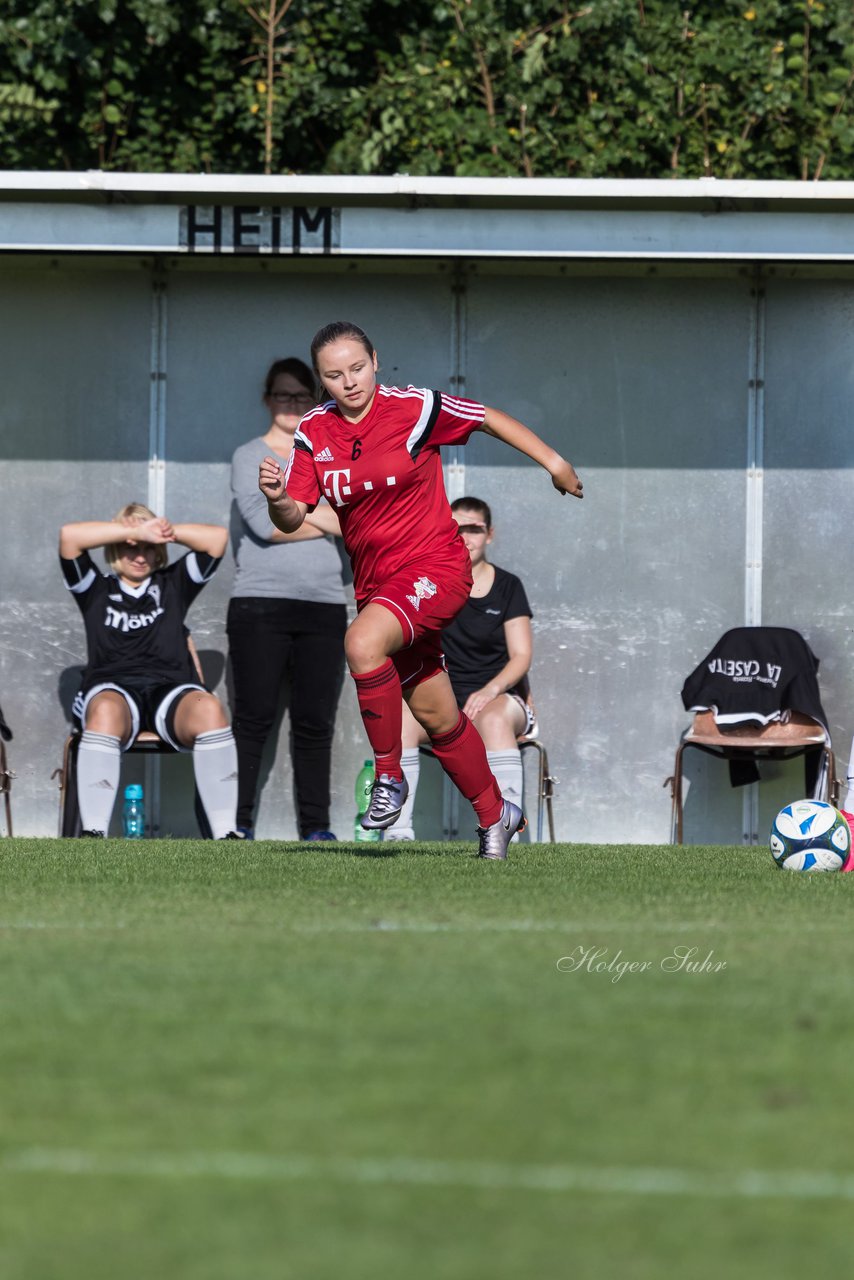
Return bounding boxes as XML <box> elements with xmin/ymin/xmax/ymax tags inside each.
<box><xmin>770</xmin><ymin>800</ymin><xmax>851</xmax><ymax>872</ymax></box>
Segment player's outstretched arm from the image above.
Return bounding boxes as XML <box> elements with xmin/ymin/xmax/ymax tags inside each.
<box><xmin>480</xmin><ymin>407</ymin><xmax>583</xmax><ymax>499</ymax></box>
<box><xmin>168</xmin><ymin>524</ymin><xmax>228</xmax><ymax>558</ymax></box>
<box><xmin>59</xmin><ymin>518</ymin><xmax>175</xmax><ymax>560</ymax></box>
<box><xmin>259</xmin><ymin>455</ymin><xmax>309</xmax><ymax>533</ymax></box>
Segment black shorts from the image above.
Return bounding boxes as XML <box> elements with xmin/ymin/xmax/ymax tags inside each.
<box><xmin>72</xmin><ymin>680</ymin><xmax>206</xmax><ymax>751</ymax></box>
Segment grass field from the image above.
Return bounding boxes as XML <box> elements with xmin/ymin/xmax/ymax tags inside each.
<box><xmin>1</xmin><ymin>836</ymin><xmax>853</xmax><ymax>1279</ymax></box>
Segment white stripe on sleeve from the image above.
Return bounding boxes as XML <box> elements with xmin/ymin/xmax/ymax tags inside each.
<box><xmin>405</xmin><ymin>389</ymin><xmax>435</xmax><ymax>456</ymax></box>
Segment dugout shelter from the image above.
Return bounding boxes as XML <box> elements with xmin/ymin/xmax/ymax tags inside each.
<box><xmin>0</xmin><ymin>172</ymin><xmax>852</xmax><ymax>842</ymax></box>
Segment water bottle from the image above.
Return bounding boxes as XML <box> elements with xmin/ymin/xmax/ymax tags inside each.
<box><xmin>354</xmin><ymin>759</ymin><xmax>381</xmax><ymax>842</ymax></box>
<box><xmin>122</xmin><ymin>783</ymin><xmax>145</xmax><ymax>839</ymax></box>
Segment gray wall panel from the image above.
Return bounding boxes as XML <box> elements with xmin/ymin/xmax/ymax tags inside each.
<box><xmin>0</xmin><ymin>261</ymin><xmax>152</xmax><ymax>463</ymax></box>
<box><xmin>463</xmin><ymin>273</ymin><xmax>751</xmax><ymax>468</ymax></box>
<box><xmin>463</xmin><ymin>273</ymin><xmax>753</xmax><ymax>841</ymax></box>
<box><xmin>763</xmin><ymin>278</ymin><xmax>854</xmax><ymax>468</ymax></box>
<box><xmin>164</xmin><ymin>263</ymin><xmax>457</xmax><ymax>463</ymax></box>
<box><xmin>762</xmin><ymin>278</ymin><xmax>854</xmax><ymax>798</ymax></box>
<box><xmin>0</xmin><ymin>257</ymin><xmax>154</xmax><ymax>833</ymax></box>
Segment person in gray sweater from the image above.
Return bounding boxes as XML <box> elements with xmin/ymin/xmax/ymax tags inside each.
<box><xmin>227</xmin><ymin>357</ymin><xmax>347</xmax><ymax>840</ymax></box>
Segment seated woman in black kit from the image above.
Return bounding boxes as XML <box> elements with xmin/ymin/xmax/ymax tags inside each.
<box><xmin>60</xmin><ymin>503</ymin><xmax>241</xmax><ymax>839</ymax></box>
<box><xmin>385</xmin><ymin>496</ymin><xmax>535</xmax><ymax>840</ymax></box>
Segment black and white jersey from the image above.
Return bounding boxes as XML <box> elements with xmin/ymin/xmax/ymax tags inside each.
<box><xmin>60</xmin><ymin>549</ymin><xmax>220</xmax><ymax>690</ymax></box>
<box><xmin>441</xmin><ymin>564</ymin><xmax>532</xmax><ymax>707</ymax></box>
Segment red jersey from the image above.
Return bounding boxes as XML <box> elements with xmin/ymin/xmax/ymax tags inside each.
<box><xmin>284</xmin><ymin>385</ymin><xmax>485</xmax><ymax>600</ymax></box>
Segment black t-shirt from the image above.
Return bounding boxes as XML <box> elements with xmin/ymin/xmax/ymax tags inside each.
<box><xmin>441</xmin><ymin>564</ymin><xmax>532</xmax><ymax>706</ymax></box>
<box><xmin>60</xmin><ymin>548</ymin><xmax>220</xmax><ymax>691</ymax></box>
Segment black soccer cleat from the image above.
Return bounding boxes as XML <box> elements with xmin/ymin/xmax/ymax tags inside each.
<box><xmin>79</xmin><ymin>829</ymin><xmax>105</xmax><ymax>838</ymax></box>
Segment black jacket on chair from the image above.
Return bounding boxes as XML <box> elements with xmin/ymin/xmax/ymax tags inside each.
<box><xmin>680</xmin><ymin>627</ymin><xmax>829</xmax><ymax>791</ymax></box>
<box><xmin>681</xmin><ymin>626</ymin><xmax>828</xmax><ymax>734</ymax></box>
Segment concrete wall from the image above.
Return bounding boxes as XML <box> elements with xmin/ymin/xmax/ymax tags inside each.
<box><xmin>2</xmin><ymin>253</ymin><xmax>852</xmax><ymax>842</ymax></box>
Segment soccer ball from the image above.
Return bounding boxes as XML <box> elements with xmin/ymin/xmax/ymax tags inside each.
<box><xmin>770</xmin><ymin>800</ymin><xmax>850</xmax><ymax>872</ymax></box>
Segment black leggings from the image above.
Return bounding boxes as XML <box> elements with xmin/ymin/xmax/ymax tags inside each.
<box><xmin>227</xmin><ymin>597</ymin><xmax>347</xmax><ymax>836</ymax></box>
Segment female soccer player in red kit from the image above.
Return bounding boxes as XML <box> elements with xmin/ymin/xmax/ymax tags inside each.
<box><xmin>259</xmin><ymin>321</ymin><xmax>583</xmax><ymax>858</ymax></box>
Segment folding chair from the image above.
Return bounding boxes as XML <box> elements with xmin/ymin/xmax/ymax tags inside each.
<box><xmin>419</xmin><ymin>691</ymin><xmax>557</xmax><ymax>842</ymax></box>
<box><xmin>668</xmin><ymin>627</ymin><xmax>836</xmax><ymax>845</ymax></box>
<box><xmin>669</xmin><ymin>711</ymin><xmax>836</xmax><ymax>844</ymax></box>
<box><xmin>0</xmin><ymin>701</ymin><xmax>13</xmax><ymax>837</ymax></box>
<box><xmin>55</xmin><ymin>636</ymin><xmax>211</xmax><ymax>838</ymax></box>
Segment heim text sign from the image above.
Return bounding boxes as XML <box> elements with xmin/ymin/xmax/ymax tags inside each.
<box><xmin>179</xmin><ymin>205</ymin><xmax>338</xmax><ymax>254</ymax></box>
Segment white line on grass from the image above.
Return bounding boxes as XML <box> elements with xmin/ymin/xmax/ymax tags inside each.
<box><xmin>287</xmin><ymin>919</ymin><xmax>852</xmax><ymax>935</ymax></box>
<box><xmin>1</xmin><ymin>918</ymin><xmax>846</xmax><ymax>935</ymax></box>
<box><xmin>0</xmin><ymin>918</ymin><xmax>723</xmax><ymax>935</ymax></box>
<box><xmin>3</xmin><ymin>1148</ymin><xmax>854</xmax><ymax>1201</ymax></box>
<box><xmin>290</xmin><ymin>920</ymin><xmax>725</xmax><ymax>934</ymax></box>
<box><xmin>0</xmin><ymin>921</ymin><xmax>127</xmax><ymax>931</ymax></box>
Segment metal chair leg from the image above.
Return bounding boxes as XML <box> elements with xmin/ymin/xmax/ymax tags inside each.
<box><xmin>520</xmin><ymin>739</ymin><xmax>557</xmax><ymax>843</ymax></box>
<box><xmin>670</xmin><ymin>739</ymin><xmax>687</xmax><ymax>845</ymax></box>
<box><xmin>0</xmin><ymin>739</ymin><xmax>12</xmax><ymax>837</ymax></box>
<box><xmin>55</xmin><ymin>732</ymin><xmax>82</xmax><ymax>837</ymax></box>
<box><xmin>669</xmin><ymin>736</ymin><xmax>838</xmax><ymax>845</ymax></box>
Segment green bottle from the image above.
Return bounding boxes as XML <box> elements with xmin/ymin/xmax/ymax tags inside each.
<box><xmin>354</xmin><ymin>759</ymin><xmax>381</xmax><ymax>842</ymax></box>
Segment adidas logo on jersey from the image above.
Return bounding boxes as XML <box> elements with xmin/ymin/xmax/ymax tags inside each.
<box><xmin>314</xmin><ymin>447</ymin><xmax>334</xmax><ymax>462</ymax></box>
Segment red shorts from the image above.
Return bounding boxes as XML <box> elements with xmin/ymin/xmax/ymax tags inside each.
<box><xmin>359</xmin><ymin>559</ymin><xmax>472</xmax><ymax>690</ymax></box>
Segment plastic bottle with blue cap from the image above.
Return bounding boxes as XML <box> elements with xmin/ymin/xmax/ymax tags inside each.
<box><xmin>122</xmin><ymin>783</ymin><xmax>145</xmax><ymax>839</ymax></box>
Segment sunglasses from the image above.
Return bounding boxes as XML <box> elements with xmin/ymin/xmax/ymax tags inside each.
<box><xmin>116</xmin><ymin>541</ymin><xmax>155</xmax><ymax>556</ymax></box>
<box><xmin>269</xmin><ymin>391</ymin><xmax>315</xmax><ymax>406</ymax></box>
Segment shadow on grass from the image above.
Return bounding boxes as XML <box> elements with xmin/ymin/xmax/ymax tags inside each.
<box><xmin>302</xmin><ymin>841</ymin><xmax>481</xmax><ymax>859</ymax></box>
<box><xmin>335</xmin><ymin>843</ymin><xmax>400</xmax><ymax>858</ymax></box>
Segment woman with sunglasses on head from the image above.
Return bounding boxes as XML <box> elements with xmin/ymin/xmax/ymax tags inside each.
<box><xmin>228</xmin><ymin>357</ymin><xmax>346</xmax><ymax>842</ymax></box>
<box><xmin>60</xmin><ymin>505</ymin><xmax>241</xmax><ymax>839</ymax></box>
<box><xmin>259</xmin><ymin>322</ymin><xmax>582</xmax><ymax>860</ymax></box>
<box><xmin>385</xmin><ymin>497</ymin><xmax>535</xmax><ymax>841</ymax></box>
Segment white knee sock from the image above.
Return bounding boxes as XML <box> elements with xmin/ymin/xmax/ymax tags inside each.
<box><xmin>385</xmin><ymin>747</ymin><xmax>421</xmax><ymax>841</ymax></box>
<box><xmin>487</xmin><ymin>749</ymin><xmax>524</xmax><ymax>808</ymax></box>
<box><xmin>193</xmin><ymin>728</ymin><xmax>239</xmax><ymax>839</ymax></box>
<box><xmin>77</xmin><ymin>731</ymin><xmax>121</xmax><ymax>834</ymax></box>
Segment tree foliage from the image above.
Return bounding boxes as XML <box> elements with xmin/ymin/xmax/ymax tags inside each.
<box><xmin>1</xmin><ymin>0</ymin><xmax>853</xmax><ymax>179</ymax></box>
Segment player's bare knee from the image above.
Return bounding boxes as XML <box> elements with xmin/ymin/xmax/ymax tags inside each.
<box><xmin>196</xmin><ymin>692</ymin><xmax>228</xmax><ymax>729</ymax></box>
<box><xmin>176</xmin><ymin>691</ymin><xmax>228</xmax><ymax>743</ymax></box>
<box><xmin>472</xmin><ymin>701</ymin><xmax>505</xmax><ymax>732</ymax></box>
<box><xmin>344</xmin><ymin>627</ymin><xmax>381</xmax><ymax>674</ymax></box>
<box><xmin>85</xmin><ymin>692</ymin><xmax>129</xmax><ymax>737</ymax></box>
